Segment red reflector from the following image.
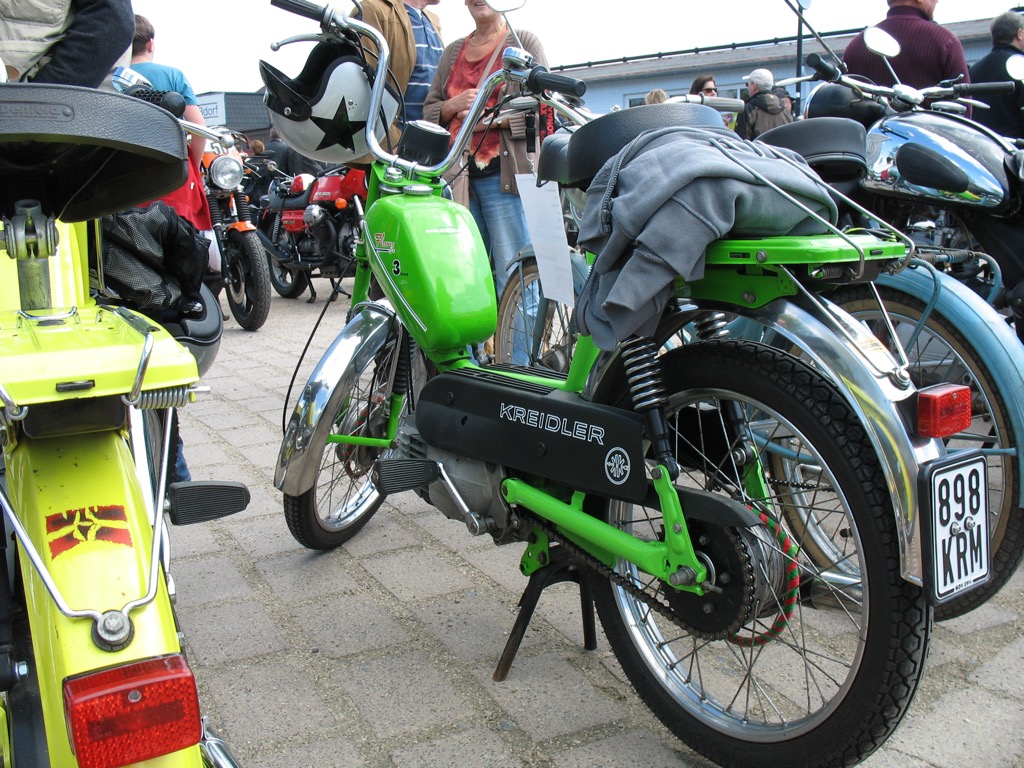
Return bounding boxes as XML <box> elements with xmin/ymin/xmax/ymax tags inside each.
<box><xmin>918</xmin><ymin>383</ymin><xmax>972</xmax><ymax>438</ymax></box>
<box><xmin>64</xmin><ymin>654</ymin><xmax>201</xmax><ymax>768</ymax></box>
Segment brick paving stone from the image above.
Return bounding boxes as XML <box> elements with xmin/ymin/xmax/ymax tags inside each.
<box><xmin>170</xmin><ymin>291</ymin><xmax>1024</xmax><ymax>768</ymax></box>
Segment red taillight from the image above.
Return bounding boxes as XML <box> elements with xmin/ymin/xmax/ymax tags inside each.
<box><xmin>63</xmin><ymin>654</ymin><xmax>201</xmax><ymax>768</ymax></box>
<box><xmin>918</xmin><ymin>383</ymin><xmax>972</xmax><ymax>438</ymax></box>
<box><xmin>290</xmin><ymin>174</ymin><xmax>306</xmax><ymax>194</ymax></box>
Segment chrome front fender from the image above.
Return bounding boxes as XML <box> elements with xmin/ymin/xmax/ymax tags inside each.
<box><xmin>586</xmin><ymin>296</ymin><xmax>943</xmax><ymax>586</ymax></box>
<box><xmin>878</xmin><ymin>264</ymin><xmax>1024</xmax><ymax>507</ymax></box>
<box><xmin>275</xmin><ymin>302</ymin><xmax>396</xmax><ymax>497</ymax></box>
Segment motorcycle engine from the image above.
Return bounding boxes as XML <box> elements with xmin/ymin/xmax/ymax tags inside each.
<box><xmin>394</xmin><ymin>422</ymin><xmax>514</xmax><ymax>541</ymax></box>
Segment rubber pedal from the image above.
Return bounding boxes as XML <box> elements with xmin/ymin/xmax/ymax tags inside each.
<box><xmin>373</xmin><ymin>459</ymin><xmax>441</xmax><ymax>495</ymax></box>
<box><xmin>166</xmin><ymin>481</ymin><xmax>250</xmax><ymax>525</ymax></box>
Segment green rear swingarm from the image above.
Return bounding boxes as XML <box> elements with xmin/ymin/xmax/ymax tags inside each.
<box><xmin>504</xmin><ymin>465</ymin><xmax>709</xmax><ymax>595</ymax></box>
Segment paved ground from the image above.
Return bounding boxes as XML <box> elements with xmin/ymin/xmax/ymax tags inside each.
<box><xmin>172</xmin><ymin>287</ymin><xmax>1024</xmax><ymax>768</ymax></box>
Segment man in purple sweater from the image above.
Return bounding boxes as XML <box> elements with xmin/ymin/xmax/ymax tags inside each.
<box><xmin>843</xmin><ymin>0</ymin><xmax>970</xmax><ymax>89</ymax></box>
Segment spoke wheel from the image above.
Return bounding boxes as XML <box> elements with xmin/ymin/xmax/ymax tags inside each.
<box><xmin>494</xmin><ymin>260</ymin><xmax>576</xmax><ymax>370</ymax></box>
<box><xmin>834</xmin><ymin>283</ymin><xmax>1022</xmax><ymax>620</ymax></box>
<box><xmin>591</xmin><ymin>340</ymin><xmax>930</xmax><ymax>768</ymax></box>
<box><xmin>283</xmin><ymin>335</ymin><xmax>406</xmax><ymax>550</ymax></box>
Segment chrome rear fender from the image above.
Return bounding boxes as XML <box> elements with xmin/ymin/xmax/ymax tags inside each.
<box><xmin>275</xmin><ymin>302</ymin><xmax>396</xmax><ymax>497</ymax></box>
<box><xmin>586</xmin><ymin>295</ymin><xmax>944</xmax><ymax>586</ymax></box>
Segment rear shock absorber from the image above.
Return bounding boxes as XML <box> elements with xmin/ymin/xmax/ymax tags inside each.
<box><xmin>693</xmin><ymin>311</ymin><xmax>729</xmax><ymax>341</ymax></box>
<box><xmin>621</xmin><ymin>336</ymin><xmax>679</xmax><ymax>479</ymax></box>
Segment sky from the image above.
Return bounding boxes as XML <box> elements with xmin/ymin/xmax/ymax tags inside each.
<box><xmin>129</xmin><ymin>0</ymin><xmax>1022</xmax><ymax>95</ymax></box>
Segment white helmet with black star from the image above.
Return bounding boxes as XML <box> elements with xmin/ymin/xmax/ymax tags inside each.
<box><xmin>260</xmin><ymin>39</ymin><xmax>400</xmax><ymax>164</ymax></box>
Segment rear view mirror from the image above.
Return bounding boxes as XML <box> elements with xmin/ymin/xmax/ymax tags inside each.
<box><xmin>862</xmin><ymin>27</ymin><xmax>901</xmax><ymax>59</ymax></box>
<box><xmin>1006</xmin><ymin>54</ymin><xmax>1024</xmax><ymax>81</ymax></box>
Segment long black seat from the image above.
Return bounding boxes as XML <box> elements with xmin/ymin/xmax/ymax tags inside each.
<box><xmin>0</xmin><ymin>83</ymin><xmax>187</xmax><ymax>221</ymax></box>
<box><xmin>565</xmin><ymin>103</ymin><xmax>727</xmax><ymax>189</ymax></box>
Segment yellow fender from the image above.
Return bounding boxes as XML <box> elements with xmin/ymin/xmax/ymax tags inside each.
<box><xmin>4</xmin><ymin>430</ymin><xmax>201</xmax><ymax>766</ymax></box>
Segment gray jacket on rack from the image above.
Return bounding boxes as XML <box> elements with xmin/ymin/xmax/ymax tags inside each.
<box><xmin>576</xmin><ymin>125</ymin><xmax>838</xmax><ymax>350</ymax></box>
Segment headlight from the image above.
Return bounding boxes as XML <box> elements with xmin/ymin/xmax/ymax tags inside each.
<box><xmin>209</xmin><ymin>155</ymin><xmax>245</xmax><ymax>190</ymax></box>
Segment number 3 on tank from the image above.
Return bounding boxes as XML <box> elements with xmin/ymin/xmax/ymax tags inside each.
<box><xmin>920</xmin><ymin>451</ymin><xmax>991</xmax><ymax>603</ymax></box>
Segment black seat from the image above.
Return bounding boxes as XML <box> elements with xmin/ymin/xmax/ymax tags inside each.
<box><xmin>0</xmin><ymin>83</ymin><xmax>187</xmax><ymax>221</ymax></box>
<box><xmin>566</xmin><ymin>103</ymin><xmax>727</xmax><ymax>188</ymax></box>
<box><xmin>759</xmin><ymin>117</ymin><xmax>868</xmax><ymax>183</ymax></box>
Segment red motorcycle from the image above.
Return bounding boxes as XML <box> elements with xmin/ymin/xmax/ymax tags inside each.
<box><xmin>256</xmin><ymin>165</ymin><xmax>366</xmax><ymax>301</ymax></box>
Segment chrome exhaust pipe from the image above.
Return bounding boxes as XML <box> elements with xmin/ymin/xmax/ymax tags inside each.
<box><xmin>200</xmin><ymin>720</ymin><xmax>242</xmax><ymax>768</ymax></box>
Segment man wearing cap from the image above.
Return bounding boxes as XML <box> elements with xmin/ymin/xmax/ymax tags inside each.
<box><xmin>735</xmin><ymin>68</ymin><xmax>793</xmax><ymax>140</ymax></box>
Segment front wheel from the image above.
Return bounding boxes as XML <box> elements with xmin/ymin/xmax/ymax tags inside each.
<box><xmin>282</xmin><ymin>332</ymin><xmax>409</xmax><ymax>550</ymax></box>
<box><xmin>224</xmin><ymin>229</ymin><xmax>272</xmax><ymax>330</ymax></box>
<box><xmin>833</xmin><ymin>283</ymin><xmax>1023</xmax><ymax>621</ymax></box>
<box><xmin>494</xmin><ymin>259</ymin><xmax>576</xmax><ymax>370</ymax></box>
<box><xmin>592</xmin><ymin>341</ymin><xmax>930</xmax><ymax>768</ymax></box>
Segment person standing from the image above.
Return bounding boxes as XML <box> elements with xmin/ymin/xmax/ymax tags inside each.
<box><xmin>356</xmin><ymin>0</ymin><xmax>443</xmax><ymax>128</ymax></box>
<box><xmin>130</xmin><ymin>14</ymin><xmax>212</xmax><ymax>233</ymax></box>
<box><xmin>843</xmin><ymin>0</ymin><xmax>970</xmax><ymax>89</ymax></box>
<box><xmin>689</xmin><ymin>74</ymin><xmax>718</xmax><ymax>97</ymax></box>
<box><xmin>970</xmin><ymin>11</ymin><xmax>1024</xmax><ymax>138</ymax></box>
<box><xmin>0</xmin><ymin>0</ymin><xmax>133</xmax><ymax>87</ymax></box>
<box><xmin>734</xmin><ymin>68</ymin><xmax>793</xmax><ymax>140</ymax></box>
<box><xmin>423</xmin><ymin>0</ymin><xmax>546</xmax><ymax>302</ymax></box>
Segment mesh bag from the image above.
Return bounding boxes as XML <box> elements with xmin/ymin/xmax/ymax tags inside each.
<box><xmin>101</xmin><ymin>201</ymin><xmax>209</xmax><ymax>313</ymax></box>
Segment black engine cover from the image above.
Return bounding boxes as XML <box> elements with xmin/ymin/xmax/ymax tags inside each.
<box><xmin>417</xmin><ymin>369</ymin><xmax>648</xmax><ymax>502</ymax></box>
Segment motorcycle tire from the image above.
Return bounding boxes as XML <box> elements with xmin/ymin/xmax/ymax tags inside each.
<box><xmin>494</xmin><ymin>259</ymin><xmax>576</xmax><ymax>371</ymax></box>
<box><xmin>591</xmin><ymin>340</ymin><xmax>930</xmax><ymax>768</ymax></box>
<box><xmin>833</xmin><ymin>283</ymin><xmax>1023</xmax><ymax>621</ymax></box>
<box><xmin>267</xmin><ymin>255</ymin><xmax>309</xmax><ymax>300</ymax></box>
<box><xmin>224</xmin><ymin>230</ymin><xmax>272</xmax><ymax>331</ymax></box>
<box><xmin>283</xmin><ymin>331</ymin><xmax>408</xmax><ymax>549</ymax></box>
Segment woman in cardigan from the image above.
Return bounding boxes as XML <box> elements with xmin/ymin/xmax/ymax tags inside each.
<box><xmin>422</xmin><ymin>0</ymin><xmax>547</xmax><ymax>300</ymax></box>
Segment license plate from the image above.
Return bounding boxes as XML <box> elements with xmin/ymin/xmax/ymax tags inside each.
<box><xmin>919</xmin><ymin>451</ymin><xmax>990</xmax><ymax>604</ymax></box>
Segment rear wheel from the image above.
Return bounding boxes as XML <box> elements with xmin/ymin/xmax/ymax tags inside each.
<box><xmin>224</xmin><ymin>230</ymin><xmax>272</xmax><ymax>331</ymax></box>
<box><xmin>592</xmin><ymin>341</ymin><xmax>930</xmax><ymax>768</ymax></box>
<box><xmin>834</xmin><ymin>283</ymin><xmax>1023</xmax><ymax>621</ymax></box>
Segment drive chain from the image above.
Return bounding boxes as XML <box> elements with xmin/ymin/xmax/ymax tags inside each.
<box><xmin>523</xmin><ymin>511</ymin><xmax>756</xmax><ymax>641</ymax></box>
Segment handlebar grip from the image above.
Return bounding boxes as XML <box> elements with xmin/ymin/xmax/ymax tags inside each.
<box><xmin>126</xmin><ymin>85</ymin><xmax>186</xmax><ymax>118</ymax></box>
<box><xmin>270</xmin><ymin>0</ymin><xmax>326</xmax><ymax>22</ymax></box>
<box><xmin>527</xmin><ymin>66</ymin><xmax>587</xmax><ymax>98</ymax></box>
<box><xmin>953</xmin><ymin>81</ymin><xmax>1016</xmax><ymax>96</ymax></box>
<box><xmin>806</xmin><ymin>52</ymin><xmax>841</xmax><ymax>82</ymax></box>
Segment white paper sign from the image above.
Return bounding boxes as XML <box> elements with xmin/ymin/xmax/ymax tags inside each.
<box><xmin>515</xmin><ymin>175</ymin><xmax>575</xmax><ymax>306</ymax></box>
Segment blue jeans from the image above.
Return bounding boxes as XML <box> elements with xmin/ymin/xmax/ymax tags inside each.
<box><xmin>468</xmin><ymin>173</ymin><xmax>531</xmax><ymax>300</ymax></box>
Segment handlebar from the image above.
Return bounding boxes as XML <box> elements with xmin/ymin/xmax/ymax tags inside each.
<box><xmin>803</xmin><ymin>52</ymin><xmax>1018</xmax><ymax>111</ymax></box>
<box><xmin>268</xmin><ymin>0</ymin><xmax>585</xmax><ymax>180</ymax></box>
<box><xmin>951</xmin><ymin>81</ymin><xmax>1016</xmax><ymax>96</ymax></box>
<box><xmin>270</xmin><ymin>0</ymin><xmax>327</xmax><ymax>22</ymax></box>
<box><xmin>527</xmin><ymin>67</ymin><xmax>586</xmax><ymax>99</ymax></box>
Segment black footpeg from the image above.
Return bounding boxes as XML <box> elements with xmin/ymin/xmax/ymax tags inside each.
<box><xmin>373</xmin><ymin>459</ymin><xmax>441</xmax><ymax>495</ymax></box>
<box><xmin>166</xmin><ymin>481</ymin><xmax>250</xmax><ymax>525</ymax></box>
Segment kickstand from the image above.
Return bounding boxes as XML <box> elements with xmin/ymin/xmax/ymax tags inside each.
<box><xmin>493</xmin><ymin>546</ymin><xmax>597</xmax><ymax>682</ymax></box>
<box><xmin>305</xmin><ymin>280</ymin><xmax>317</xmax><ymax>303</ymax></box>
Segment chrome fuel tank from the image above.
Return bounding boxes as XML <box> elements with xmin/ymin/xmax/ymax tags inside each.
<box><xmin>863</xmin><ymin>111</ymin><xmax>1011</xmax><ymax>211</ymax></box>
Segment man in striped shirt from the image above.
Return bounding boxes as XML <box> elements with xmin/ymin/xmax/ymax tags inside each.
<box><xmin>357</xmin><ymin>0</ymin><xmax>444</xmax><ymax>130</ymax></box>
<box><xmin>403</xmin><ymin>0</ymin><xmax>444</xmax><ymax>125</ymax></box>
